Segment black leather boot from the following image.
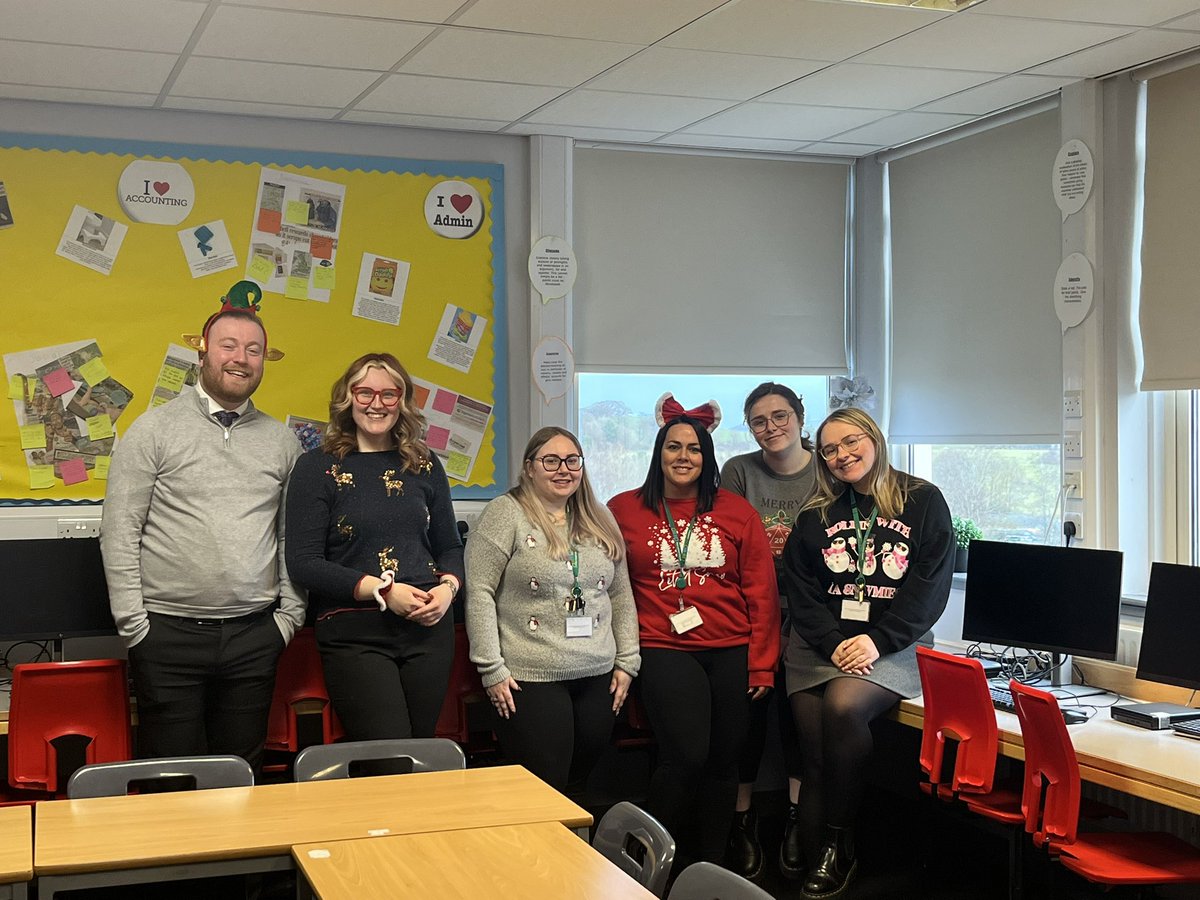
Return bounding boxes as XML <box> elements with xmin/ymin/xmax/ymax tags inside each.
<box><xmin>725</xmin><ymin>808</ymin><xmax>764</xmax><ymax>880</ymax></box>
<box><xmin>801</xmin><ymin>825</ymin><xmax>856</xmax><ymax>899</ymax></box>
<box><xmin>779</xmin><ymin>802</ymin><xmax>805</xmax><ymax>879</ymax></box>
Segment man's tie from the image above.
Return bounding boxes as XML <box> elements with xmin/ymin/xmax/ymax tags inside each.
<box><xmin>213</xmin><ymin>410</ymin><xmax>239</xmax><ymax>429</ymax></box>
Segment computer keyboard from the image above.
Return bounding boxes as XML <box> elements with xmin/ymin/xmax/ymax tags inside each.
<box><xmin>1173</xmin><ymin>718</ymin><xmax>1200</xmax><ymax>740</ymax></box>
<box><xmin>989</xmin><ymin>686</ymin><xmax>1015</xmax><ymax>712</ymax></box>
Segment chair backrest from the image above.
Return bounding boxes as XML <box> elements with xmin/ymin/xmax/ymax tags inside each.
<box><xmin>265</xmin><ymin>627</ymin><xmax>345</xmax><ymax>753</ymax></box>
<box><xmin>1009</xmin><ymin>680</ymin><xmax>1082</xmax><ymax>848</ymax></box>
<box><xmin>8</xmin><ymin>659</ymin><xmax>132</xmax><ymax>794</ymax></box>
<box><xmin>592</xmin><ymin>801</ymin><xmax>676</xmax><ymax>897</ymax></box>
<box><xmin>915</xmin><ymin>646</ymin><xmax>999</xmax><ymax>798</ymax></box>
<box><xmin>667</xmin><ymin>861</ymin><xmax>775</xmax><ymax>900</ymax></box>
<box><xmin>66</xmin><ymin>754</ymin><xmax>254</xmax><ymax>798</ymax></box>
<box><xmin>292</xmin><ymin>738</ymin><xmax>466</xmax><ymax>782</ymax></box>
<box><xmin>434</xmin><ymin>623</ymin><xmax>485</xmax><ymax>744</ymax></box>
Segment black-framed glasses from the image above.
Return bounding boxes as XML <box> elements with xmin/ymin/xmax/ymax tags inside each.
<box><xmin>534</xmin><ymin>454</ymin><xmax>584</xmax><ymax>472</ymax></box>
<box><xmin>747</xmin><ymin>409</ymin><xmax>793</xmax><ymax>434</ymax></box>
<box><xmin>351</xmin><ymin>387</ymin><xmax>402</xmax><ymax>407</ymax></box>
<box><xmin>818</xmin><ymin>433</ymin><xmax>871</xmax><ymax>461</ymax></box>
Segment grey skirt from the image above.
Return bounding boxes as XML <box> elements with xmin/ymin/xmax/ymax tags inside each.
<box><xmin>783</xmin><ymin>627</ymin><xmax>923</xmax><ymax>699</ymax></box>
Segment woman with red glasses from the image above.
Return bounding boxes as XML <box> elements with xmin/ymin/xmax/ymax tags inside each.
<box><xmin>286</xmin><ymin>352</ymin><xmax>463</xmax><ymax>741</ymax></box>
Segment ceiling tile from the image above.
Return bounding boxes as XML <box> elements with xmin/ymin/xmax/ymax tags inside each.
<box><xmin>162</xmin><ymin>97</ymin><xmax>340</xmax><ymax>119</ymax></box>
<box><xmin>832</xmin><ymin>110</ymin><xmax>975</xmax><ymax>146</ymax></box>
<box><xmin>760</xmin><ymin>63</ymin><xmax>993</xmax><ymax>110</ymax></box>
<box><xmin>0</xmin><ymin>83</ymin><xmax>157</xmax><ymax>107</ymax></box>
<box><xmin>855</xmin><ymin>13</ymin><xmax>1132</xmax><ymax>72</ymax></box>
<box><xmin>797</xmin><ymin>141</ymin><xmax>882</xmax><ymax>157</ymax></box>
<box><xmin>525</xmin><ymin>89</ymin><xmax>732</xmax><ymax>131</ymax></box>
<box><xmin>507</xmin><ymin>122</ymin><xmax>666</xmax><ymax>143</ymax></box>
<box><xmin>588</xmin><ymin>47</ymin><xmax>826</xmax><ymax>101</ymax></box>
<box><xmin>399</xmin><ymin>29</ymin><xmax>640</xmax><ymax>87</ymax></box>
<box><xmin>919</xmin><ymin>73</ymin><xmax>1074</xmax><ymax>114</ymax></box>
<box><xmin>171</xmin><ymin>57</ymin><xmax>382</xmax><ymax>106</ymax></box>
<box><xmin>455</xmin><ymin>0</ymin><xmax>727</xmax><ymax>43</ymax></box>
<box><xmin>1159</xmin><ymin>11</ymin><xmax>1200</xmax><ymax>30</ymax></box>
<box><xmin>222</xmin><ymin>0</ymin><xmax>463</xmax><ymax>23</ymax></box>
<box><xmin>194</xmin><ymin>6</ymin><xmax>433</xmax><ymax>69</ymax></box>
<box><xmin>340</xmin><ymin>110</ymin><xmax>509</xmax><ymax>131</ymax></box>
<box><xmin>681</xmin><ymin>102</ymin><xmax>888</xmax><ymax>142</ymax></box>
<box><xmin>357</xmin><ymin>73</ymin><xmax>564</xmax><ymax>120</ymax></box>
<box><xmin>0</xmin><ymin>40</ymin><xmax>177</xmax><ymax>93</ymax></box>
<box><xmin>1031</xmin><ymin>28</ymin><xmax>1200</xmax><ymax>78</ymax></box>
<box><xmin>657</xmin><ymin>133</ymin><xmax>808</xmax><ymax>152</ymax></box>
<box><xmin>0</xmin><ymin>0</ymin><xmax>204</xmax><ymax>52</ymax></box>
<box><xmin>664</xmin><ymin>0</ymin><xmax>945</xmax><ymax>62</ymax></box>
<box><xmin>970</xmin><ymin>0</ymin><xmax>1200</xmax><ymax>27</ymax></box>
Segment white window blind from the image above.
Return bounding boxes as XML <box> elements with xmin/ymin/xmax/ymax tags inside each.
<box><xmin>888</xmin><ymin>110</ymin><xmax>1062</xmax><ymax>443</ymax></box>
<box><xmin>1140</xmin><ymin>63</ymin><xmax>1200</xmax><ymax>391</ymax></box>
<box><xmin>573</xmin><ymin>149</ymin><xmax>849</xmax><ymax>373</ymax></box>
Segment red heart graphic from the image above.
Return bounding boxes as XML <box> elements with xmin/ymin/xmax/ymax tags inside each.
<box><xmin>153</xmin><ymin>181</ymin><xmax>170</xmax><ymax>196</ymax></box>
<box><xmin>450</xmin><ymin>194</ymin><xmax>472</xmax><ymax>214</ymax></box>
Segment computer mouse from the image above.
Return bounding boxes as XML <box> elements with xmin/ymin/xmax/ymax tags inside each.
<box><xmin>1062</xmin><ymin>708</ymin><xmax>1088</xmax><ymax>725</ymax></box>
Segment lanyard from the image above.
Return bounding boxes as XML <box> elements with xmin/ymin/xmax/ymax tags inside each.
<box><xmin>851</xmin><ymin>490</ymin><xmax>879</xmax><ymax>601</ymax></box>
<box><xmin>565</xmin><ymin>510</ymin><xmax>584</xmax><ymax>613</ymax></box>
<box><xmin>662</xmin><ymin>499</ymin><xmax>698</xmax><ymax>592</ymax></box>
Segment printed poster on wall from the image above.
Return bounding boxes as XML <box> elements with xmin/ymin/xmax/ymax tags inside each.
<box><xmin>409</xmin><ymin>375</ymin><xmax>492</xmax><ymax>482</ymax></box>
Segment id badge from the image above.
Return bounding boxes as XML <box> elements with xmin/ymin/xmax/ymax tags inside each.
<box><xmin>840</xmin><ymin>598</ymin><xmax>871</xmax><ymax>621</ymax></box>
<box><xmin>565</xmin><ymin>614</ymin><xmax>594</xmax><ymax>638</ymax></box>
<box><xmin>669</xmin><ymin>605</ymin><xmax>703</xmax><ymax>634</ymax></box>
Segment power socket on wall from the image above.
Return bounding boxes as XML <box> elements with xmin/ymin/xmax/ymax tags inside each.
<box><xmin>1063</xmin><ymin>390</ymin><xmax>1083</xmax><ymax>418</ymax></box>
<box><xmin>1064</xmin><ymin>431</ymin><xmax>1083</xmax><ymax>458</ymax></box>
<box><xmin>1063</xmin><ymin>470</ymin><xmax>1082</xmax><ymax>498</ymax></box>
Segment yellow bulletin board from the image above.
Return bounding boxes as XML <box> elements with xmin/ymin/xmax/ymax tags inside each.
<box><xmin>0</xmin><ymin>132</ymin><xmax>507</xmax><ymax>503</ymax></box>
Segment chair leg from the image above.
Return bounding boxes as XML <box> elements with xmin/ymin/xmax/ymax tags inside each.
<box><xmin>1005</xmin><ymin>826</ymin><xmax>1024</xmax><ymax>900</ymax></box>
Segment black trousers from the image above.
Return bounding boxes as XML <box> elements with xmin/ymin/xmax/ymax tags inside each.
<box><xmin>738</xmin><ymin>660</ymin><xmax>802</xmax><ymax>784</ymax></box>
<box><xmin>315</xmin><ymin>609</ymin><xmax>454</xmax><ymax>741</ymax></box>
<box><xmin>129</xmin><ymin>607</ymin><xmax>285</xmax><ymax>770</ymax></box>
<box><xmin>639</xmin><ymin>645</ymin><xmax>749</xmax><ymax>864</ymax></box>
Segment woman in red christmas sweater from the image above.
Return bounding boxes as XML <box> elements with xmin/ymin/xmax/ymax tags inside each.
<box><xmin>609</xmin><ymin>393</ymin><xmax>779</xmax><ymax>867</ymax></box>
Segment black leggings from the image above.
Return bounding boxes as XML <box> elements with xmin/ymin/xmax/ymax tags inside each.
<box><xmin>639</xmin><ymin>645</ymin><xmax>749</xmax><ymax>864</ymax></box>
<box><xmin>493</xmin><ymin>673</ymin><xmax>615</xmax><ymax>792</ymax></box>
<box><xmin>790</xmin><ymin>677</ymin><xmax>899</xmax><ymax>861</ymax></box>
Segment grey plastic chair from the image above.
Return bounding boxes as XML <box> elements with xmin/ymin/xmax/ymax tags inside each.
<box><xmin>592</xmin><ymin>801</ymin><xmax>677</xmax><ymax>897</ymax></box>
<box><xmin>66</xmin><ymin>755</ymin><xmax>254</xmax><ymax>798</ymax></box>
<box><xmin>667</xmin><ymin>861</ymin><xmax>776</xmax><ymax>900</ymax></box>
<box><xmin>292</xmin><ymin>738</ymin><xmax>465</xmax><ymax>782</ymax></box>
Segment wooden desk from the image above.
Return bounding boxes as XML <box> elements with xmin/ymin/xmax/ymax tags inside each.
<box><xmin>0</xmin><ymin>805</ymin><xmax>31</xmax><ymax>900</ymax></box>
<box><xmin>294</xmin><ymin>822</ymin><xmax>655</xmax><ymax>900</ymax></box>
<box><xmin>897</xmin><ymin>696</ymin><xmax>1200</xmax><ymax>815</ymax></box>
<box><xmin>35</xmin><ymin>766</ymin><xmax>590</xmax><ymax>898</ymax></box>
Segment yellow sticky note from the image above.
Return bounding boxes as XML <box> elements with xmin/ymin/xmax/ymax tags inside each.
<box><xmin>19</xmin><ymin>423</ymin><xmax>47</xmax><ymax>450</ymax></box>
<box><xmin>86</xmin><ymin>414</ymin><xmax>115</xmax><ymax>441</ymax></box>
<box><xmin>313</xmin><ymin>265</ymin><xmax>336</xmax><ymax>291</ymax></box>
<box><xmin>157</xmin><ymin>365</ymin><xmax>187</xmax><ymax>393</ymax></box>
<box><xmin>152</xmin><ymin>394</ymin><xmax>170</xmax><ymax>408</ymax></box>
<box><xmin>29</xmin><ymin>465</ymin><xmax>55</xmax><ymax>490</ymax></box>
<box><xmin>248</xmin><ymin>254</ymin><xmax>274</xmax><ymax>283</ymax></box>
<box><xmin>285</xmin><ymin>200</ymin><xmax>309</xmax><ymax>226</ymax></box>
<box><xmin>445</xmin><ymin>451</ymin><xmax>471</xmax><ymax>480</ymax></box>
<box><xmin>285</xmin><ymin>276</ymin><xmax>309</xmax><ymax>300</ymax></box>
<box><xmin>93</xmin><ymin>455</ymin><xmax>112</xmax><ymax>480</ymax></box>
<box><xmin>8</xmin><ymin>375</ymin><xmax>26</xmax><ymax>400</ymax></box>
<box><xmin>78</xmin><ymin>357</ymin><xmax>110</xmax><ymax>386</ymax></box>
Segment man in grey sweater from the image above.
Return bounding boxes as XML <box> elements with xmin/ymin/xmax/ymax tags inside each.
<box><xmin>101</xmin><ymin>307</ymin><xmax>304</xmax><ymax>769</ymax></box>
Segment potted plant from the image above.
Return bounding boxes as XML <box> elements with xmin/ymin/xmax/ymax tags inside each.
<box><xmin>951</xmin><ymin>516</ymin><xmax>983</xmax><ymax>573</ymax></box>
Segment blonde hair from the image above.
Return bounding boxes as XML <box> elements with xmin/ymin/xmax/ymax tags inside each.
<box><xmin>510</xmin><ymin>427</ymin><xmax>625</xmax><ymax>562</ymax></box>
<box><xmin>804</xmin><ymin>407</ymin><xmax>924</xmax><ymax>522</ymax></box>
<box><xmin>322</xmin><ymin>353</ymin><xmax>429</xmax><ymax>472</ymax></box>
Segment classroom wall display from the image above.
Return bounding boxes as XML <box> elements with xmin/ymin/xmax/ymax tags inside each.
<box><xmin>0</xmin><ymin>132</ymin><xmax>507</xmax><ymax>503</ymax></box>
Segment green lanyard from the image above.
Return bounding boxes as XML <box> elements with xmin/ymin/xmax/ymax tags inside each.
<box><xmin>567</xmin><ymin>545</ymin><xmax>584</xmax><ymax>613</ymax></box>
<box><xmin>662</xmin><ymin>499</ymin><xmax>698</xmax><ymax>592</ymax></box>
<box><xmin>851</xmin><ymin>490</ymin><xmax>878</xmax><ymax>604</ymax></box>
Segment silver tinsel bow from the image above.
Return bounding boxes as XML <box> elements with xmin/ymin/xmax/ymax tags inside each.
<box><xmin>829</xmin><ymin>376</ymin><xmax>875</xmax><ymax>410</ymax></box>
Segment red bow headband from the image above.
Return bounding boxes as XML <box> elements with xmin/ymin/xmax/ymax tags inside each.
<box><xmin>654</xmin><ymin>392</ymin><xmax>722</xmax><ymax>433</ymax></box>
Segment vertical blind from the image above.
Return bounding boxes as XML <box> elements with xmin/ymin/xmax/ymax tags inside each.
<box><xmin>573</xmin><ymin>148</ymin><xmax>849</xmax><ymax>373</ymax></box>
<box><xmin>888</xmin><ymin>110</ymin><xmax>1063</xmax><ymax>443</ymax></box>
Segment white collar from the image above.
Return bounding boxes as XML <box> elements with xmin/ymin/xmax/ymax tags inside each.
<box><xmin>193</xmin><ymin>378</ymin><xmax>250</xmax><ymax>418</ymax></box>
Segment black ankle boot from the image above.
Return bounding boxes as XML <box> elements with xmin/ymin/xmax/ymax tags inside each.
<box><xmin>801</xmin><ymin>825</ymin><xmax>856</xmax><ymax>899</ymax></box>
<box><xmin>725</xmin><ymin>808</ymin><xmax>764</xmax><ymax>880</ymax></box>
<box><xmin>779</xmin><ymin>802</ymin><xmax>805</xmax><ymax>879</ymax></box>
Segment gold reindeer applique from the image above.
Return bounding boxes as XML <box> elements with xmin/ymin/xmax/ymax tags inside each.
<box><xmin>378</xmin><ymin>546</ymin><xmax>398</xmax><ymax>573</ymax></box>
<box><xmin>327</xmin><ymin>464</ymin><xmax>354</xmax><ymax>489</ymax></box>
<box><xmin>381</xmin><ymin>469</ymin><xmax>404</xmax><ymax>497</ymax></box>
<box><xmin>336</xmin><ymin>516</ymin><xmax>354</xmax><ymax>537</ymax></box>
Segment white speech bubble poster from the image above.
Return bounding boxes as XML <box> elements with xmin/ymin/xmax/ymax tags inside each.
<box><xmin>1052</xmin><ymin>140</ymin><xmax>1093</xmax><ymax>222</ymax></box>
<box><xmin>528</xmin><ymin>235</ymin><xmax>577</xmax><ymax>301</ymax></box>
<box><xmin>1054</xmin><ymin>252</ymin><xmax>1094</xmax><ymax>329</ymax></box>
<box><xmin>533</xmin><ymin>336</ymin><xmax>573</xmax><ymax>405</ymax></box>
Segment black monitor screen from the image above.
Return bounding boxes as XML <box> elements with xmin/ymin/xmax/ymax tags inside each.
<box><xmin>962</xmin><ymin>540</ymin><xmax>1122</xmax><ymax>660</ymax></box>
<box><xmin>0</xmin><ymin>537</ymin><xmax>116</xmax><ymax>641</ymax></box>
<box><xmin>1136</xmin><ymin>562</ymin><xmax>1200</xmax><ymax>692</ymax></box>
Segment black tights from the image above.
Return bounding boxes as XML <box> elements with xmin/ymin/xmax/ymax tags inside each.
<box><xmin>790</xmin><ymin>678</ymin><xmax>899</xmax><ymax>861</ymax></box>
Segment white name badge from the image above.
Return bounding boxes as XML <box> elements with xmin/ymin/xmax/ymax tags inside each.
<box><xmin>841</xmin><ymin>598</ymin><xmax>871</xmax><ymax>622</ymax></box>
<box><xmin>669</xmin><ymin>605</ymin><xmax>703</xmax><ymax>634</ymax></box>
<box><xmin>565</xmin><ymin>614</ymin><xmax>593</xmax><ymax>638</ymax></box>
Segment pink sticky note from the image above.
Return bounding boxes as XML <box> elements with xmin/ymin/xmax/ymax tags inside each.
<box><xmin>43</xmin><ymin>367</ymin><xmax>75</xmax><ymax>397</ymax></box>
<box><xmin>432</xmin><ymin>389</ymin><xmax>457</xmax><ymax>415</ymax></box>
<box><xmin>59</xmin><ymin>457</ymin><xmax>88</xmax><ymax>485</ymax></box>
<box><xmin>426</xmin><ymin>425</ymin><xmax>450</xmax><ymax>451</ymax></box>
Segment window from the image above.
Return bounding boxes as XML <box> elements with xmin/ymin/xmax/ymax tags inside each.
<box><xmin>577</xmin><ymin>374</ymin><xmax>830</xmax><ymax>504</ymax></box>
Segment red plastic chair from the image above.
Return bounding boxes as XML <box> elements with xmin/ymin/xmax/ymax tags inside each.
<box><xmin>1009</xmin><ymin>679</ymin><xmax>1200</xmax><ymax>887</ymax></box>
<box><xmin>265</xmin><ymin>628</ymin><xmax>344</xmax><ymax>754</ymax></box>
<box><xmin>434</xmin><ymin>623</ymin><xmax>487</xmax><ymax>745</ymax></box>
<box><xmin>8</xmin><ymin>659</ymin><xmax>132</xmax><ymax>795</ymax></box>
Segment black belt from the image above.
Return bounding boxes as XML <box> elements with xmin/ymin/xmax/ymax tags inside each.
<box><xmin>160</xmin><ymin>602</ymin><xmax>278</xmax><ymax>627</ymax></box>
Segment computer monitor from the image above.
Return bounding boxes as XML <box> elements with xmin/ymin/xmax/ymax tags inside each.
<box><xmin>1136</xmin><ymin>562</ymin><xmax>1200</xmax><ymax>692</ymax></box>
<box><xmin>962</xmin><ymin>540</ymin><xmax>1123</xmax><ymax>693</ymax></box>
<box><xmin>0</xmin><ymin>537</ymin><xmax>116</xmax><ymax>645</ymax></box>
